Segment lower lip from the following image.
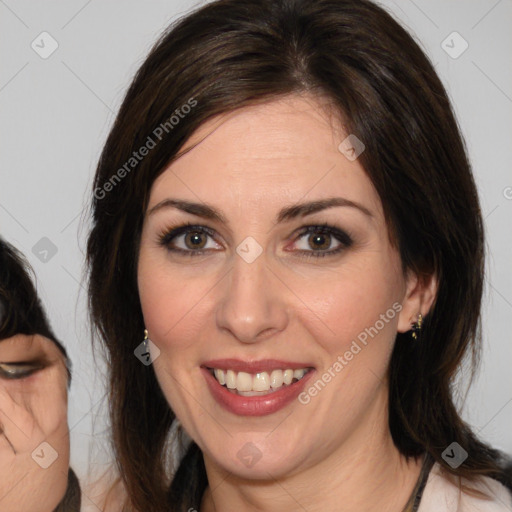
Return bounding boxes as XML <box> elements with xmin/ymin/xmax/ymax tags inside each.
<box><xmin>202</xmin><ymin>367</ymin><xmax>315</xmax><ymax>416</ymax></box>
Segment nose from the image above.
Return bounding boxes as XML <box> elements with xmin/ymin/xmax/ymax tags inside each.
<box><xmin>215</xmin><ymin>251</ymin><xmax>289</xmax><ymax>344</ymax></box>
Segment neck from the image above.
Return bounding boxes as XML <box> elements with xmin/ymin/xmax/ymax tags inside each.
<box><xmin>200</xmin><ymin>386</ymin><xmax>423</xmax><ymax>512</ymax></box>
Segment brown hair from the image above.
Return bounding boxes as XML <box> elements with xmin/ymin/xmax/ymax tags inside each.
<box><xmin>86</xmin><ymin>0</ymin><xmax>510</xmax><ymax>510</ymax></box>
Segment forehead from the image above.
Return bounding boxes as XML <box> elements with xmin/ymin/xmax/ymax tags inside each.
<box><xmin>184</xmin><ymin>95</ymin><xmax>342</xmax><ymax>156</ymax></box>
<box><xmin>149</xmin><ymin>94</ymin><xmax>382</xmax><ymax>217</ymax></box>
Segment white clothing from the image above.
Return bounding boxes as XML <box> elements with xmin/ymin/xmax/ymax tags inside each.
<box><xmin>418</xmin><ymin>462</ymin><xmax>512</xmax><ymax>511</ymax></box>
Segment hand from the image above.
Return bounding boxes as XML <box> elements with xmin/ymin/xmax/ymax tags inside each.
<box><xmin>0</xmin><ymin>334</ymin><xmax>70</xmax><ymax>512</ymax></box>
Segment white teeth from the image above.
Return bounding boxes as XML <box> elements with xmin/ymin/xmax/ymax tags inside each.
<box><xmin>211</xmin><ymin>367</ymin><xmax>309</xmax><ymax>393</ymax></box>
<box><xmin>270</xmin><ymin>369</ymin><xmax>284</xmax><ymax>388</ymax></box>
<box><xmin>226</xmin><ymin>369</ymin><xmax>237</xmax><ymax>389</ymax></box>
<box><xmin>253</xmin><ymin>372</ymin><xmax>270</xmax><ymax>392</ymax></box>
<box><xmin>236</xmin><ymin>371</ymin><xmax>253</xmax><ymax>392</ymax></box>
<box><xmin>293</xmin><ymin>369</ymin><xmax>305</xmax><ymax>380</ymax></box>
<box><xmin>214</xmin><ymin>368</ymin><xmax>225</xmax><ymax>385</ymax></box>
<box><xmin>283</xmin><ymin>369</ymin><xmax>294</xmax><ymax>385</ymax></box>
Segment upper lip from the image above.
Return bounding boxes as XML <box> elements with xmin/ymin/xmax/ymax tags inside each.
<box><xmin>202</xmin><ymin>358</ymin><xmax>315</xmax><ymax>373</ymax></box>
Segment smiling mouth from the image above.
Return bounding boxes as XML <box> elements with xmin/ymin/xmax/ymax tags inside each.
<box><xmin>207</xmin><ymin>367</ymin><xmax>313</xmax><ymax>396</ymax></box>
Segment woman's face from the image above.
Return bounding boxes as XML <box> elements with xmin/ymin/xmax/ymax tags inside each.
<box><xmin>138</xmin><ymin>94</ymin><xmax>424</xmax><ymax>479</ymax></box>
<box><xmin>0</xmin><ymin>334</ymin><xmax>70</xmax><ymax>511</ymax></box>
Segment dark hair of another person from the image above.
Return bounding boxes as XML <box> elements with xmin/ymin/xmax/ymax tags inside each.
<box><xmin>0</xmin><ymin>238</ymin><xmax>68</xmax><ymax>368</ymax></box>
<box><xmin>86</xmin><ymin>0</ymin><xmax>511</xmax><ymax>510</ymax></box>
<box><xmin>0</xmin><ymin>237</ymin><xmax>81</xmax><ymax>511</ymax></box>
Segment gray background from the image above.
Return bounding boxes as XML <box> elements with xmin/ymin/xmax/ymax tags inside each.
<box><xmin>1</xmin><ymin>0</ymin><xmax>511</xmax><ymax>492</ymax></box>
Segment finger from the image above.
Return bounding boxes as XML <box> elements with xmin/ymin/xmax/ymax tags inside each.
<box><xmin>16</xmin><ymin>366</ymin><xmax>68</xmax><ymax>443</ymax></box>
<box><xmin>0</xmin><ymin>385</ymin><xmax>35</xmax><ymax>453</ymax></box>
<box><xmin>0</xmin><ymin>418</ymin><xmax>17</xmax><ymax>456</ymax></box>
<box><xmin>0</xmin><ymin>387</ymin><xmax>20</xmax><ymax>456</ymax></box>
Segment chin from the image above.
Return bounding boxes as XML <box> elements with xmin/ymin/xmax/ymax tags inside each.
<box><xmin>203</xmin><ymin>432</ymin><xmax>311</xmax><ymax>481</ymax></box>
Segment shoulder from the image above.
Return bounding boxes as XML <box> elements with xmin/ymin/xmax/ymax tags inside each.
<box><xmin>418</xmin><ymin>462</ymin><xmax>512</xmax><ymax>512</ymax></box>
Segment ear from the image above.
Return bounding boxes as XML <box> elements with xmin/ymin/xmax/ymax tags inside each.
<box><xmin>397</xmin><ymin>269</ymin><xmax>438</xmax><ymax>333</ymax></box>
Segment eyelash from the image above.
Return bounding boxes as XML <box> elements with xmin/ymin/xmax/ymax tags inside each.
<box><xmin>0</xmin><ymin>361</ymin><xmax>45</xmax><ymax>380</ymax></box>
<box><xmin>157</xmin><ymin>222</ymin><xmax>353</xmax><ymax>259</ymax></box>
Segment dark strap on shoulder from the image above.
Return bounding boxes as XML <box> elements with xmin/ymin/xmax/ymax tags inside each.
<box><xmin>401</xmin><ymin>452</ymin><xmax>435</xmax><ymax>512</ymax></box>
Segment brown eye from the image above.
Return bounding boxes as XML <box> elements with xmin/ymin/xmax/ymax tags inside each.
<box><xmin>158</xmin><ymin>224</ymin><xmax>222</xmax><ymax>255</ymax></box>
<box><xmin>0</xmin><ymin>362</ymin><xmax>43</xmax><ymax>380</ymax></box>
<box><xmin>290</xmin><ymin>224</ymin><xmax>354</xmax><ymax>259</ymax></box>
<box><xmin>184</xmin><ymin>231</ymin><xmax>207</xmax><ymax>250</ymax></box>
<box><xmin>308</xmin><ymin>232</ymin><xmax>332</xmax><ymax>250</ymax></box>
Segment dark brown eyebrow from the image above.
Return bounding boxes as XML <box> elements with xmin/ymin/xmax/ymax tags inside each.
<box><xmin>147</xmin><ymin>197</ymin><xmax>373</xmax><ymax>223</ymax></box>
<box><xmin>276</xmin><ymin>197</ymin><xmax>373</xmax><ymax>222</ymax></box>
<box><xmin>148</xmin><ymin>199</ymin><xmax>228</xmax><ymax>223</ymax></box>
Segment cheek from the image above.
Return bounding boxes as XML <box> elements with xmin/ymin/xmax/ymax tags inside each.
<box><xmin>292</xmin><ymin>251</ymin><xmax>403</xmax><ymax>358</ymax></box>
<box><xmin>137</xmin><ymin>238</ymin><xmax>404</xmax><ymax>363</ymax></box>
<box><xmin>137</xmin><ymin>253</ymin><xmax>216</xmax><ymax>355</ymax></box>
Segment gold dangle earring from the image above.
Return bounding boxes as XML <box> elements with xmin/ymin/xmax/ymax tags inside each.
<box><xmin>411</xmin><ymin>313</ymin><xmax>423</xmax><ymax>340</ymax></box>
